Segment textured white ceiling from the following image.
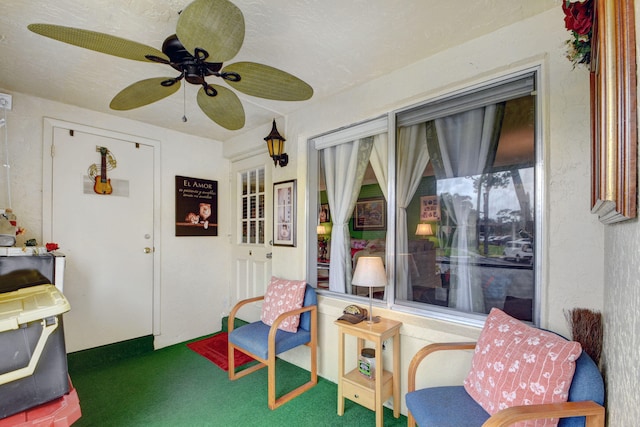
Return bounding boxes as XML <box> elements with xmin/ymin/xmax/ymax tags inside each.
<box><xmin>0</xmin><ymin>0</ymin><xmax>558</xmax><ymax>141</ymax></box>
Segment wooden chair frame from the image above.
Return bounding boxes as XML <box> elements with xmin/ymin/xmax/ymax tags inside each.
<box><xmin>228</xmin><ymin>295</ymin><xmax>318</xmax><ymax>410</ymax></box>
<box><xmin>407</xmin><ymin>342</ymin><xmax>605</xmax><ymax>427</ymax></box>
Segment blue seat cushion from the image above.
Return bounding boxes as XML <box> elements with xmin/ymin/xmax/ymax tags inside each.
<box><xmin>407</xmin><ymin>351</ymin><xmax>604</xmax><ymax>427</ymax></box>
<box><xmin>558</xmin><ymin>351</ymin><xmax>605</xmax><ymax>427</ymax></box>
<box><xmin>229</xmin><ymin>321</ymin><xmax>311</xmax><ymax>360</ymax></box>
<box><xmin>406</xmin><ymin>386</ymin><xmax>490</xmax><ymax>427</ymax></box>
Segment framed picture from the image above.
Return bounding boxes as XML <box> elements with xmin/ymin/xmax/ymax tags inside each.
<box><xmin>175</xmin><ymin>175</ymin><xmax>218</xmax><ymax>236</ymax></box>
<box><xmin>353</xmin><ymin>198</ymin><xmax>386</xmax><ymax>231</ymax></box>
<box><xmin>420</xmin><ymin>195</ymin><xmax>440</xmax><ymax>221</ymax></box>
<box><xmin>273</xmin><ymin>180</ymin><xmax>296</xmax><ymax>246</ymax></box>
<box><xmin>590</xmin><ymin>0</ymin><xmax>637</xmax><ymax>223</ymax></box>
<box><xmin>319</xmin><ymin>203</ymin><xmax>331</xmax><ymax>223</ymax></box>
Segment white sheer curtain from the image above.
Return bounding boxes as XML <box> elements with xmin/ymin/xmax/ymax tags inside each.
<box><xmin>369</xmin><ymin>133</ymin><xmax>389</xmax><ymax>297</ymax></box>
<box><xmin>369</xmin><ymin>133</ymin><xmax>388</xmax><ymax>201</ymax></box>
<box><xmin>323</xmin><ymin>138</ymin><xmax>373</xmax><ymax>293</ymax></box>
<box><xmin>432</xmin><ymin>104</ymin><xmax>504</xmax><ymax>312</ymax></box>
<box><xmin>396</xmin><ymin>123</ymin><xmax>430</xmax><ymax>300</ymax></box>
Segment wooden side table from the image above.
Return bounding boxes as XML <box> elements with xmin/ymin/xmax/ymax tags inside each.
<box><xmin>335</xmin><ymin>317</ymin><xmax>402</xmax><ymax>427</ymax></box>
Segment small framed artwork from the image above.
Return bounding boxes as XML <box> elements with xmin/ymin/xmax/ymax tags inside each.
<box><xmin>175</xmin><ymin>175</ymin><xmax>218</xmax><ymax>236</ymax></box>
<box><xmin>319</xmin><ymin>203</ymin><xmax>331</xmax><ymax>223</ymax></box>
<box><xmin>420</xmin><ymin>195</ymin><xmax>441</xmax><ymax>221</ymax></box>
<box><xmin>353</xmin><ymin>197</ymin><xmax>386</xmax><ymax>231</ymax></box>
<box><xmin>273</xmin><ymin>180</ymin><xmax>296</xmax><ymax>246</ymax></box>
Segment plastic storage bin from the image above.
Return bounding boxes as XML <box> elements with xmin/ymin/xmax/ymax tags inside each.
<box><xmin>0</xmin><ymin>284</ymin><xmax>71</xmax><ymax>419</ymax></box>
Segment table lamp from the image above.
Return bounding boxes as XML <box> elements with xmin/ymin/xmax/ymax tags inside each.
<box><xmin>317</xmin><ymin>225</ymin><xmax>328</xmax><ymax>262</ymax></box>
<box><xmin>352</xmin><ymin>256</ymin><xmax>387</xmax><ymax>323</ymax></box>
<box><xmin>415</xmin><ymin>223</ymin><xmax>433</xmax><ymax>237</ymax></box>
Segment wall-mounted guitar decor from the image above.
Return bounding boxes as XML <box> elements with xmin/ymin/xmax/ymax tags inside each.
<box><xmin>88</xmin><ymin>146</ymin><xmax>117</xmax><ymax>195</ymax></box>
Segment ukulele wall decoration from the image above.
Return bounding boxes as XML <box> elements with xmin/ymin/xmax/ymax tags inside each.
<box><xmin>88</xmin><ymin>146</ymin><xmax>117</xmax><ymax>195</ymax></box>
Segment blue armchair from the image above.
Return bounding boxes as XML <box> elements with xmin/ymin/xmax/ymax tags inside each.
<box><xmin>227</xmin><ymin>284</ymin><xmax>318</xmax><ymax>409</ymax></box>
<box><xmin>406</xmin><ymin>342</ymin><xmax>605</xmax><ymax>427</ymax></box>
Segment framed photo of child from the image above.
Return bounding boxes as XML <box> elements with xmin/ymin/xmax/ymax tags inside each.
<box><xmin>273</xmin><ymin>180</ymin><xmax>296</xmax><ymax>246</ymax></box>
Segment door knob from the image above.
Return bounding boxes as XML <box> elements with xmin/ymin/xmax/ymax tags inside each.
<box><xmin>143</xmin><ymin>247</ymin><xmax>152</xmax><ymax>254</ymax></box>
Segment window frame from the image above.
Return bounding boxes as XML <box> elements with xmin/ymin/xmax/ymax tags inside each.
<box><xmin>307</xmin><ymin>65</ymin><xmax>544</xmax><ymax>327</ymax></box>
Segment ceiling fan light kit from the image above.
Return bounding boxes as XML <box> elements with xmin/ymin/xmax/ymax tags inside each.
<box><xmin>27</xmin><ymin>0</ymin><xmax>313</xmax><ymax>131</ymax></box>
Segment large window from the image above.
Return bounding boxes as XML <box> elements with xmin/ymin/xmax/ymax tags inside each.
<box><xmin>308</xmin><ymin>69</ymin><xmax>541</xmax><ymax>324</ymax></box>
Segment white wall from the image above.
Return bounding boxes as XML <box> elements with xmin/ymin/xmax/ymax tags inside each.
<box><xmin>227</xmin><ymin>7</ymin><xmax>605</xmax><ymax>416</ymax></box>
<box><xmin>600</xmin><ymin>3</ymin><xmax>640</xmax><ymax>425</ymax></box>
<box><xmin>0</xmin><ymin>89</ymin><xmax>231</xmax><ymax>349</ymax></box>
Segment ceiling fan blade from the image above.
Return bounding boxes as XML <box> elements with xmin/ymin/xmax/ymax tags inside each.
<box><xmin>197</xmin><ymin>85</ymin><xmax>245</xmax><ymax>130</ymax></box>
<box><xmin>110</xmin><ymin>78</ymin><xmax>180</xmax><ymax>110</ymax></box>
<box><xmin>222</xmin><ymin>62</ymin><xmax>313</xmax><ymax>101</ymax></box>
<box><xmin>176</xmin><ymin>0</ymin><xmax>244</xmax><ymax>63</ymax></box>
<box><xmin>28</xmin><ymin>23</ymin><xmax>167</xmax><ymax>62</ymax></box>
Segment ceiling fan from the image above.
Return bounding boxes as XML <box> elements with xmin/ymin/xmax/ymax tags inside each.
<box><xmin>28</xmin><ymin>0</ymin><xmax>313</xmax><ymax>130</ymax></box>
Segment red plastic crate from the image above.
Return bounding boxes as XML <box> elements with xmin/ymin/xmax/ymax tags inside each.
<box><xmin>0</xmin><ymin>379</ymin><xmax>81</xmax><ymax>427</ymax></box>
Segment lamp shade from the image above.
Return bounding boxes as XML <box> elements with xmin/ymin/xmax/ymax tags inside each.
<box><xmin>352</xmin><ymin>257</ymin><xmax>387</xmax><ymax>288</ymax></box>
<box><xmin>415</xmin><ymin>223</ymin><xmax>433</xmax><ymax>236</ymax></box>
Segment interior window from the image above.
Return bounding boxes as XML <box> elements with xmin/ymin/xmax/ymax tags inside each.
<box><xmin>308</xmin><ymin>118</ymin><xmax>388</xmax><ymax>302</ymax></box>
<box><xmin>395</xmin><ymin>71</ymin><xmax>538</xmax><ymax>322</ymax></box>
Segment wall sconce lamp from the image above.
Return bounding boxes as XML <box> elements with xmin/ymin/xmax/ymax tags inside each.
<box><xmin>264</xmin><ymin>119</ymin><xmax>288</xmax><ymax>167</ymax></box>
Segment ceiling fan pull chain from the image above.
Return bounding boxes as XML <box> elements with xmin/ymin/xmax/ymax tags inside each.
<box><xmin>182</xmin><ymin>83</ymin><xmax>188</xmax><ymax>122</ymax></box>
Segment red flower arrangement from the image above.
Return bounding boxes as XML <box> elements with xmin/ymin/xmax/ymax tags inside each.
<box><xmin>45</xmin><ymin>242</ymin><xmax>59</xmax><ymax>252</ymax></box>
<box><xmin>562</xmin><ymin>0</ymin><xmax>594</xmax><ymax>66</ymax></box>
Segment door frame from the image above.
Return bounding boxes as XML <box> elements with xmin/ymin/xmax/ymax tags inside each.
<box><xmin>41</xmin><ymin>117</ymin><xmax>162</xmax><ymax>336</ymax></box>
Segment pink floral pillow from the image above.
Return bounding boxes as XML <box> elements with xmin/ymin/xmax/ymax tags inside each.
<box><xmin>351</xmin><ymin>239</ymin><xmax>368</xmax><ymax>249</ymax></box>
<box><xmin>260</xmin><ymin>277</ymin><xmax>307</xmax><ymax>332</ymax></box>
<box><xmin>464</xmin><ymin>308</ymin><xmax>582</xmax><ymax>427</ymax></box>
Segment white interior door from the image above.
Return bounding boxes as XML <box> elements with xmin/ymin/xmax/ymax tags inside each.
<box><xmin>47</xmin><ymin>124</ymin><xmax>156</xmax><ymax>352</ymax></box>
<box><xmin>230</xmin><ymin>157</ymin><xmax>272</xmax><ymax>312</ymax></box>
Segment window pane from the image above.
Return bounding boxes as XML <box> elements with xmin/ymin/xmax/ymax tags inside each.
<box><xmin>249</xmin><ymin>220</ymin><xmax>256</xmax><ymax>243</ymax></box>
<box><xmin>395</xmin><ymin>77</ymin><xmax>536</xmax><ymax>322</ymax></box>
<box><xmin>250</xmin><ymin>170</ymin><xmax>256</xmax><ymax>194</ymax></box>
<box><xmin>242</xmin><ymin>196</ymin><xmax>248</xmax><ymax>220</ymax></box>
<box><xmin>258</xmin><ymin>168</ymin><xmax>265</xmax><ymax>193</ymax></box>
<box><xmin>315</xmin><ymin>136</ymin><xmax>387</xmax><ymax>298</ymax></box>
<box><xmin>238</xmin><ymin>167</ymin><xmax>266</xmax><ymax>245</ymax></box>
<box><xmin>250</xmin><ymin>195</ymin><xmax>256</xmax><ymax>219</ymax></box>
<box><xmin>242</xmin><ymin>221</ymin><xmax>248</xmax><ymax>244</ymax></box>
<box><xmin>259</xmin><ymin>194</ymin><xmax>264</xmax><ymax>219</ymax></box>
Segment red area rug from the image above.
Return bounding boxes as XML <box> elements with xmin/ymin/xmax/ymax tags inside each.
<box><xmin>187</xmin><ymin>332</ymin><xmax>254</xmax><ymax>371</ymax></box>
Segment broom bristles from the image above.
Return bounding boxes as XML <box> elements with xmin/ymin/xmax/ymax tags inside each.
<box><xmin>565</xmin><ymin>308</ymin><xmax>602</xmax><ymax>367</ymax></box>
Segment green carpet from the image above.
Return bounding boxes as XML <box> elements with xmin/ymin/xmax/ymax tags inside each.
<box><xmin>67</xmin><ymin>335</ymin><xmax>407</xmax><ymax>426</ymax></box>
